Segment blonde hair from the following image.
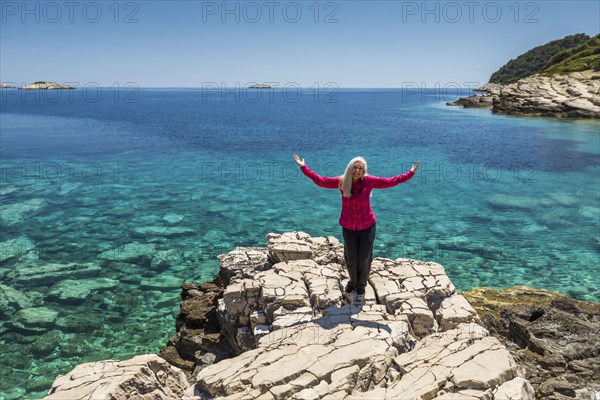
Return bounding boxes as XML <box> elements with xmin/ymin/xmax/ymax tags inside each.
<box><xmin>340</xmin><ymin>156</ymin><xmax>368</xmax><ymax>198</ymax></box>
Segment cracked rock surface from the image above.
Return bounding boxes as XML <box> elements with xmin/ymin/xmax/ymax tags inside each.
<box><xmin>448</xmin><ymin>70</ymin><xmax>600</xmax><ymax>118</ymax></box>
<box><xmin>492</xmin><ymin>70</ymin><xmax>600</xmax><ymax>118</ymax></box>
<box><xmin>463</xmin><ymin>286</ymin><xmax>600</xmax><ymax>400</ymax></box>
<box><xmin>44</xmin><ymin>354</ymin><xmax>189</xmax><ymax>399</ymax></box>
<box><xmin>189</xmin><ymin>232</ymin><xmax>533</xmax><ymax>400</ymax></box>
<box><xmin>43</xmin><ymin>232</ymin><xmax>535</xmax><ymax>400</ymax></box>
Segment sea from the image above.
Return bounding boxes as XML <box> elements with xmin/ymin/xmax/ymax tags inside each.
<box><xmin>1</xmin><ymin>87</ymin><xmax>599</xmax><ymax>399</ymax></box>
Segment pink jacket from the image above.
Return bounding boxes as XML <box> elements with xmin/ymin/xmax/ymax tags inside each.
<box><xmin>300</xmin><ymin>164</ymin><xmax>414</xmax><ymax>231</ymax></box>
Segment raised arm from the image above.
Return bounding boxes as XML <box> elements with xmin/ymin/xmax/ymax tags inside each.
<box><xmin>294</xmin><ymin>154</ymin><xmax>340</xmax><ymax>189</ymax></box>
<box><xmin>368</xmin><ymin>160</ymin><xmax>420</xmax><ymax>189</ymax></box>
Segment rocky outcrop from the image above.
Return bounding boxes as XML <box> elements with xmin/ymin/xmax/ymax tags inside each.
<box><xmin>160</xmin><ymin>238</ymin><xmax>342</xmax><ymax>375</ymax></box>
<box><xmin>463</xmin><ymin>286</ymin><xmax>600</xmax><ymax>400</ymax></box>
<box><xmin>447</xmin><ymin>83</ymin><xmax>500</xmax><ymax>108</ymax></box>
<box><xmin>492</xmin><ymin>71</ymin><xmax>600</xmax><ymax>118</ymax></box>
<box><xmin>475</xmin><ymin>83</ymin><xmax>503</xmax><ymax>94</ymax></box>
<box><xmin>447</xmin><ymin>83</ymin><xmax>505</xmax><ymax>108</ymax></box>
<box><xmin>44</xmin><ymin>354</ymin><xmax>190</xmax><ymax>399</ymax></box>
<box><xmin>447</xmin><ymin>94</ymin><xmax>494</xmax><ymax>108</ymax></box>
<box><xmin>0</xmin><ymin>82</ymin><xmax>17</xmax><ymax>88</ymax></box>
<box><xmin>45</xmin><ymin>232</ymin><xmax>535</xmax><ymax>400</ymax></box>
<box><xmin>185</xmin><ymin>232</ymin><xmax>532</xmax><ymax>399</ymax></box>
<box><xmin>22</xmin><ymin>81</ymin><xmax>75</xmax><ymax>90</ymax></box>
<box><xmin>448</xmin><ymin>70</ymin><xmax>600</xmax><ymax>118</ymax></box>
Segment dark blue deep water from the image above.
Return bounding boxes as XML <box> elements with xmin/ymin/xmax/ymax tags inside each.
<box><xmin>1</xmin><ymin>88</ymin><xmax>599</xmax><ymax>398</ymax></box>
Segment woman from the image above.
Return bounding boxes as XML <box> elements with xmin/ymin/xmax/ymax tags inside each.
<box><xmin>293</xmin><ymin>154</ymin><xmax>420</xmax><ymax>303</ymax></box>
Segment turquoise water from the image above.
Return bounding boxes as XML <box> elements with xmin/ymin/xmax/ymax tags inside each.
<box><xmin>1</xmin><ymin>89</ymin><xmax>599</xmax><ymax>398</ymax></box>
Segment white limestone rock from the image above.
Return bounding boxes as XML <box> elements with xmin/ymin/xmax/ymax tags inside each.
<box><xmin>44</xmin><ymin>354</ymin><xmax>189</xmax><ymax>399</ymax></box>
<box><xmin>494</xmin><ymin>377</ymin><xmax>536</xmax><ymax>399</ymax></box>
<box><xmin>436</xmin><ymin>294</ymin><xmax>480</xmax><ymax>330</ymax></box>
<box><xmin>190</xmin><ymin>233</ymin><xmax>534</xmax><ymax>399</ymax></box>
<box><xmin>48</xmin><ymin>232</ymin><xmax>533</xmax><ymax>400</ymax></box>
<box><xmin>493</xmin><ymin>70</ymin><xmax>600</xmax><ymax>118</ymax></box>
<box><xmin>266</xmin><ymin>231</ymin><xmax>344</xmax><ymax>265</ymax></box>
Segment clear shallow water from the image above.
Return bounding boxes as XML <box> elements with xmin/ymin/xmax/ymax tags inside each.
<box><xmin>1</xmin><ymin>88</ymin><xmax>599</xmax><ymax>398</ymax></box>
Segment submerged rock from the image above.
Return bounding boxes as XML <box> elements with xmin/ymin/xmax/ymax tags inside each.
<box><xmin>133</xmin><ymin>225</ymin><xmax>196</xmax><ymax>238</ymax></box>
<box><xmin>11</xmin><ymin>306</ymin><xmax>58</xmax><ymax>333</ymax></box>
<box><xmin>97</xmin><ymin>242</ymin><xmax>156</xmax><ymax>266</ymax></box>
<box><xmin>6</xmin><ymin>262</ymin><xmax>102</xmax><ymax>286</ymax></box>
<box><xmin>139</xmin><ymin>275</ymin><xmax>184</xmax><ymax>291</ymax></box>
<box><xmin>0</xmin><ymin>198</ymin><xmax>46</xmax><ymax>226</ymax></box>
<box><xmin>46</xmin><ymin>278</ymin><xmax>119</xmax><ymax>304</ymax></box>
<box><xmin>0</xmin><ymin>236</ymin><xmax>36</xmax><ymax>263</ymax></box>
<box><xmin>486</xmin><ymin>193</ymin><xmax>541</xmax><ymax>211</ymax></box>
<box><xmin>163</xmin><ymin>213</ymin><xmax>185</xmax><ymax>223</ymax></box>
<box><xmin>0</xmin><ymin>283</ymin><xmax>40</xmax><ymax>316</ymax></box>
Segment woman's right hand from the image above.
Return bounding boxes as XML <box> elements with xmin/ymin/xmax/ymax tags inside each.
<box><xmin>293</xmin><ymin>154</ymin><xmax>305</xmax><ymax>167</ymax></box>
<box><xmin>411</xmin><ymin>160</ymin><xmax>421</xmax><ymax>173</ymax></box>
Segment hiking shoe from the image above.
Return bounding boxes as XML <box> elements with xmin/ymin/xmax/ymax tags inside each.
<box><xmin>355</xmin><ymin>286</ymin><xmax>365</xmax><ymax>303</ymax></box>
<box><xmin>345</xmin><ymin>291</ymin><xmax>355</xmax><ymax>304</ymax></box>
<box><xmin>345</xmin><ymin>282</ymin><xmax>355</xmax><ymax>294</ymax></box>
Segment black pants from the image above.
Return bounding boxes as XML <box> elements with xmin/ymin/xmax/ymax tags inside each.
<box><xmin>342</xmin><ymin>222</ymin><xmax>376</xmax><ymax>290</ymax></box>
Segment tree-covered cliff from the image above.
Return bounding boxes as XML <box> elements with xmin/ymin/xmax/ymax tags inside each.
<box><xmin>489</xmin><ymin>33</ymin><xmax>590</xmax><ymax>84</ymax></box>
<box><xmin>540</xmin><ymin>34</ymin><xmax>600</xmax><ymax>75</ymax></box>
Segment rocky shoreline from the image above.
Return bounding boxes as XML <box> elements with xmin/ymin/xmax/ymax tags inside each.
<box><xmin>43</xmin><ymin>232</ymin><xmax>599</xmax><ymax>399</ymax></box>
<box><xmin>447</xmin><ymin>70</ymin><xmax>600</xmax><ymax>118</ymax></box>
<box><xmin>462</xmin><ymin>286</ymin><xmax>600</xmax><ymax>400</ymax></box>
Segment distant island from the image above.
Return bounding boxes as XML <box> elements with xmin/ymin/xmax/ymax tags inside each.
<box><xmin>448</xmin><ymin>33</ymin><xmax>600</xmax><ymax>118</ymax></box>
<box><xmin>1</xmin><ymin>81</ymin><xmax>76</xmax><ymax>90</ymax></box>
<box><xmin>22</xmin><ymin>81</ymin><xmax>75</xmax><ymax>90</ymax></box>
<box><xmin>248</xmin><ymin>83</ymin><xmax>272</xmax><ymax>89</ymax></box>
<box><xmin>0</xmin><ymin>81</ymin><xmax>76</xmax><ymax>90</ymax></box>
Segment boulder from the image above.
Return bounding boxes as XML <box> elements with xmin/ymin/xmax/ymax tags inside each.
<box><xmin>447</xmin><ymin>94</ymin><xmax>495</xmax><ymax>108</ymax></box>
<box><xmin>44</xmin><ymin>354</ymin><xmax>189</xmax><ymax>399</ymax></box>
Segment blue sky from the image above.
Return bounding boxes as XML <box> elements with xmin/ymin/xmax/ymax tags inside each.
<box><xmin>1</xmin><ymin>0</ymin><xmax>598</xmax><ymax>87</ymax></box>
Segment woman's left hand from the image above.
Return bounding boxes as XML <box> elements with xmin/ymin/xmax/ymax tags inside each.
<box><xmin>411</xmin><ymin>160</ymin><xmax>421</xmax><ymax>173</ymax></box>
<box><xmin>293</xmin><ymin>154</ymin><xmax>305</xmax><ymax>167</ymax></box>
